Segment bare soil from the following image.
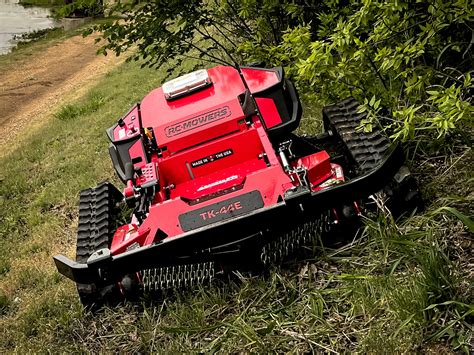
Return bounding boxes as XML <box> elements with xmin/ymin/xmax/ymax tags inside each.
<box><xmin>0</xmin><ymin>33</ymin><xmax>122</xmax><ymax>152</ymax></box>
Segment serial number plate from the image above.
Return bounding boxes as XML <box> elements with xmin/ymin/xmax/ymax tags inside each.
<box><xmin>179</xmin><ymin>191</ymin><xmax>264</xmax><ymax>232</ymax></box>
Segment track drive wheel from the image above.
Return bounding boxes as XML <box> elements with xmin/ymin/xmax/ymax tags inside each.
<box><xmin>323</xmin><ymin>98</ymin><xmax>422</xmax><ymax>217</ymax></box>
<box><xmin>76</xmin><ymin>182</ymin><xmax>123</xmax><ymax>309</ymax></box>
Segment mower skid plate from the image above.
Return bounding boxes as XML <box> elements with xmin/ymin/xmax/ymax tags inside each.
<box><xmin>53</xmin><ymin>254</ymin><xmax>98</xmax><ymax>284</ymax></box>
<box><xmin>54</xmin><ymin>144</ymin><xmax>405</xmax><ymax>284</ymax></box>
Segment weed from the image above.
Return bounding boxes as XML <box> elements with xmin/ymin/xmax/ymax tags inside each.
<box><xmin>0</xmin><ymin>293</ymin><xmax>11</xmax><ymax>316</ymax></box>
<box><xmin>14</xmin><ymin>28</ymin><xmax>63</xmax><ymax>47</ymax></box>
<box><xmin>54</xmin><ymin>103</ymin><xmax>84</xmax><ymax>121</ymax></box>
<box><xmin>55</xmin><ymin>91</ymin><xmax>107</xmax><ymax>121</ymax></box>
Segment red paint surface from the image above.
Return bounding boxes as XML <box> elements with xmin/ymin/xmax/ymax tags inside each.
<box><xmin>313</xmin><ymin>163</ymin><xmax>346</xmax><ymax>191</ymax></box>
<box><xmin>241</xmin><ymin>67</ymin><xmax>280</xmax><ymax>93</ymax></box>
<box><xmin>111</xmin><ymin>105</ymin><xmax>141</xmax><ymax>142</ymax></box>
<box><xmin>293</xmin><ymin>151</ymin><xmax>332</xmax><ymax>188</ymax></box>
<box><xmin>109</xmin><ymin>66</ymin><xmax>345</xmax><ymax>255</ymax></box>
<box><xmin>140</xmin><ymin>66</ymin><xmax>247</xmax><ymax>153</ymax></box>
<box><xmin>255</xmin><ymin>97</ymin><xmax>282</xmax><ymax>128</ymax></box>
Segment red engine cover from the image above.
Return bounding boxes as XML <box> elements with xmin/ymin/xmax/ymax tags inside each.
<box><xmin>140</xmin><ymin>66</ymin><xmax>245</xmax><ymax>153</ymax></box>
<box><xmin>139</xmin><ymin>66</ymin><xmax>282</xmax><ymax>154</ymax></box>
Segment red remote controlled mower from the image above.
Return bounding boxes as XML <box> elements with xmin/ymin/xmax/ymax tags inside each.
<box><xmin>54</xmin><ymin>65</ymin><xmax>420</xmax><ymax>307</ymax></box>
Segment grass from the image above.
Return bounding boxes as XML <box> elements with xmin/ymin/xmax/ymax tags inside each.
<box><xmin>19</xmin><ymin>0</ymin><xmax>65</xmax><ymax>7</ymax></box>
<box><xmin>12</xmin><ymin>28</ymin><xmax>63</xmax><ymax>47</ymax></box>
<box><xmin>0</xmin><ymin>56</ymin><xmax>472</xmax><ymax>352</ymax></box>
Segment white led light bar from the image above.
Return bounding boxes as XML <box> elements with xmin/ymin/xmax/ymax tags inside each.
<box><xmin>162</xmin><ymin>69</ymin><xmax>212</xmax><ymax>100</ymax></box>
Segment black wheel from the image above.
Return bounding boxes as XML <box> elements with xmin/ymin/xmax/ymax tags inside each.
<box><xmin>323</xmin><ymin>98</ymin><xmax>422</xmax><ymax>218</ymax></box>
<box><xmin>76</xmin><ymin>181</ymin><xmax>124</xmax><ymax>309</ymax></box>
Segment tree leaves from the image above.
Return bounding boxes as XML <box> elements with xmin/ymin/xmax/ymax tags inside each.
<box><xmin>91</xmin><ymin>0</ymin><xmax>473</xmax><ymax>142</ymax></box>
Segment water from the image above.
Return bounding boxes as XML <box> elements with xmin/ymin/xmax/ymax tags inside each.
<box><xmin>0</xmin><ymin>0</ymin><xmax>57</xmax><ymax>55</ymax></box>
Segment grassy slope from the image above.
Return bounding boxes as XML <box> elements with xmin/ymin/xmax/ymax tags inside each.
<box><xmin>0</xmin><ymin>57</ymin><xmax>472</xmax><ymax>352</ymax></box>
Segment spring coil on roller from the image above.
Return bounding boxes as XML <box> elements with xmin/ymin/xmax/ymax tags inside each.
<box><xmin>141</xmin><ymin>261</ymin><xmax>215</xmax><ymax>292</ymax></box>
<box><xmin>260</xmin><ymin>214</ymin><xmax>327</xmax><ymax>266</ymax></box>
<box><xmin>140</xmin><ymin>215</ymin><xmax>327</xmax><ymax>291</ymax></box>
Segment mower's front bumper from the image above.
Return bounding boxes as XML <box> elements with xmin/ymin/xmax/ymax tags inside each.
<box><xmin>54</xmin><ymin>144</ymin><xmax>405</xmax><ymax>285</ymax></box>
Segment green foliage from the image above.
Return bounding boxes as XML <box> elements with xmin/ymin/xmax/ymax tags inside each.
<box><xmin>256</xmin><ymin>0</ymin><xmax>473</xmax><ymax>142</ymax></box>
<box><xmin>94</xmin><ymin>0</ymin><xmax>473</xmax><ymax>143</ymax></box>
<box><xmin>90</xmin><ymin>0</ymin><xmax>309</xmax><ymax>73</ymax></box>
<box><xmin>56</xmin><ymin>0</ymin><xmax>103</xmax><ymax>18</ymax></box>
<box><xmin>19</xmin><ymin>0</ymin><xmax>65</xmax><ymax>7</ymax></box>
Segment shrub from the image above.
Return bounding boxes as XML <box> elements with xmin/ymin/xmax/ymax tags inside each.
<box><xmin>93</xmin><ymin>0</ymin><xmax>473</xmax><ymax>143</ymax></box>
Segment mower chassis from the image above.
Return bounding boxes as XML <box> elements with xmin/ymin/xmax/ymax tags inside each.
<box><xmin>54</xmin><ymin>143</ymin><xmax>404</xmax><ymax>286</ymax></box>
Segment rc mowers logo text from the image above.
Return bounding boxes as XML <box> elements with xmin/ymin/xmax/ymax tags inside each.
<box><xmin>165</xmin><ymin>106</ymin><xmax>231</xmax><ymax>137</ymax></box>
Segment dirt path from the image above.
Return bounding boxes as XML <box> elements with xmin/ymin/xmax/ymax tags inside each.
<box><xmin>0</xmin><ymin>33</ymin><xmax>123</xmax><ymax>153</ymax></box>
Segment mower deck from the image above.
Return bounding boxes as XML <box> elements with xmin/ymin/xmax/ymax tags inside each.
<box><xmin>54</xmin><ymin>143</ymin><xmax>404</xmax><ymax>286</ymax></box>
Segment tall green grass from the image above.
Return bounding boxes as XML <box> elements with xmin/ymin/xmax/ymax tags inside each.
<box><xmin>0</xmin><ymin>58</ymin><xmax>472</xmax><ymax>352</ymax></box>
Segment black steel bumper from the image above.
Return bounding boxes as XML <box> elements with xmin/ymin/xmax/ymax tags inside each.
<box><xmin>54</xmin><ymin>144</ymin><xmax>405</xmax><ymax>285</ymax></box>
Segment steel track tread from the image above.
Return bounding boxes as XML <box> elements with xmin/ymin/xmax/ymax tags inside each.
<box><xmin>323</xmin><ymin>98</ymin><xmax>391</xmax><ymax>173</ymax></box>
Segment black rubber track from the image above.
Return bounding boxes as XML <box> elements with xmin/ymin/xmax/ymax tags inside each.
<box><xmin>76</xmin><ymin>182</ymin><xmax>123</xmax><ymax>308</ymax></box>
<box><xmin>323</xmin><ymin>97</ymin><xmax>422</xmax><ymax>217</ymax></box>
<box><xmin>323</xmin><ymin>97</ymin><xmax>392</xmax><ymax>174</ymax></box>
